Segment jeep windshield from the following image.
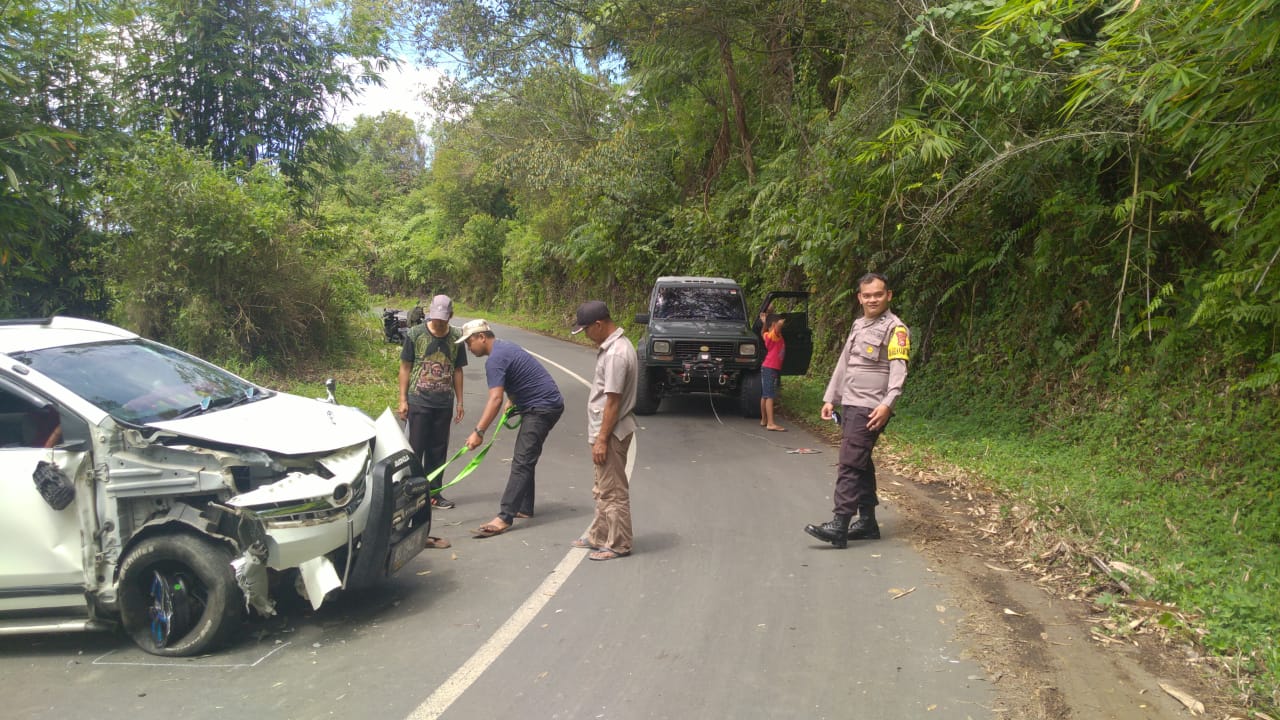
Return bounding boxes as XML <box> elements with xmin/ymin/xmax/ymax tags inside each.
<box><xmin>653</xmin><ymin>287</ymin><xmax>747</xmax><ymax>322</ymax></box>
<box><xmin>14</xmin><ymin>339</ymin><xmax>270</xmax><ymax>425</ymax></box>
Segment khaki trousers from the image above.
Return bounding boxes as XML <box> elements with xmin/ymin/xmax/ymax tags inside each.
<box><xmin>585</xmin><ymin>432</ymin><xmax>633</xmax><ymax>554</ymax></box>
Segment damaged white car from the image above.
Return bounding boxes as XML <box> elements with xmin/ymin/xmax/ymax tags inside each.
<box><xmin>0</xmin><ymin>317</ymin><xmax>433</xmax><ymax>656</ymax></box>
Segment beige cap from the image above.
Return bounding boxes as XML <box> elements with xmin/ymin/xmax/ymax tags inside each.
<box><xmin>456</xmin><ymin>319</ymin><xmax>492</xmax><ymax>343</ymax></box>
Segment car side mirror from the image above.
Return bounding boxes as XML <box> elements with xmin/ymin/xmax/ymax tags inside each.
<box><xmin>33</xmin><ymin>461</ymin><xmax>75</xmax><ymax>510</ymax></box>
<box><xmin>635</xmin><ymin>313</ymin><xmax>650</xmax><ymax>325</ymax></box>
<box><xmin>324</xmin><ymin>378</ymin><xmax>337</xmax><ymax>404</ymax></box>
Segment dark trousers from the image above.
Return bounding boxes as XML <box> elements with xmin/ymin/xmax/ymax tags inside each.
<box><xmin>408</xmin><ymin>405</ymin><xmax>453</xmax><ymax>494</ymax></box>
<box><xmin>833</xmin><ymin>405</ymin><xmax>886</xmax><ymax>517</ymax></box>
<box><xmin>498</xmin><ymin>405</ymin><xmax>563</xmax><ymax>523</ymax></box>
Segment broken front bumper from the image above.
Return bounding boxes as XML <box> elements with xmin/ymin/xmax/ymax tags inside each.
<box><xmin>224</xmin><ymin>446</ymin><xmax>430</xmax><ymax>611</ymax></box>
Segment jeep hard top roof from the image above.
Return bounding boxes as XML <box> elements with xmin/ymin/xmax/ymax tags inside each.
<box><xmin>654</xmin><ymin>276</ymin><xmax>741</xmax><ymax>286</ymax></box>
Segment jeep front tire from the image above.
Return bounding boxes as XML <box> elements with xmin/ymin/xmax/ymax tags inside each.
<box><xmin>635</xmin><ymin>355</ymin><xmax>660</xmax><ymax>415</ymax></box>
<box><xmin>738</xmin><ymin>370</ymin><xmax>763</xmax><ymax>419</ymax></box>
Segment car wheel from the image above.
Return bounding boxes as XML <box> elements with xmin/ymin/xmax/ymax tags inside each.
<box><xmin>635</xmin><ymin>357</ymin><xmax>660</xmax><ymax>415</ymax></box>
<box><xmin>738</xmin><ymin>370</ymin><xmax>763</xmax><ymax>419</ymax></box>
<box><xmin>118</xmin><ymin>533</ymin><xmax>243</xmax><ymax>656</ymax></box>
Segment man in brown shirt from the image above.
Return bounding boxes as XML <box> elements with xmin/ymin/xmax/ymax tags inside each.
<box><xmin>805</xmin><ymin>273</ymin><xmax>909</xmax><ymax>548</ymax></box>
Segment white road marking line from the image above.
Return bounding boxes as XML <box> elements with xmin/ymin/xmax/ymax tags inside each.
<box><xmin>405</xmin><ymin>345</ymin><xmax>636</xmax><ymax>720</ymax></box>
<box><xmin>92</xmin><ymin>642</ymin><xmax>291</xmax><ymax>668</ymax></box>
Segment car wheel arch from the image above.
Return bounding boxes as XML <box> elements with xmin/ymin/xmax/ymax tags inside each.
<box><xmin>114</xmin><ymin>509</ymin><xmax>242</xmax><ymax>584</ymax></box>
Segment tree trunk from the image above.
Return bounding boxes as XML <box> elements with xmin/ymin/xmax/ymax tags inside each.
<box><xmin>718</xmin><ymin>33</ymin><xmax>755</xmax><ymax>183</ymax></box>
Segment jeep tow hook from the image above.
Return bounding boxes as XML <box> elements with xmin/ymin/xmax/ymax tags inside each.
<box><xmin>718</xmin><ymin>373</ymin><xmax>729</xmax><ymax>386</ymax></box>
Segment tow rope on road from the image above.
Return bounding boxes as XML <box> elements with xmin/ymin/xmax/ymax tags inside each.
<box><xmin>422</xmin><ymin>406</ymin><xmax>523</xmax><ymax>496</ymax></box>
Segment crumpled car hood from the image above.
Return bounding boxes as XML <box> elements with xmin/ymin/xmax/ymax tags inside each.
<box><xmin>146</xmin><ymin>392</ymin><xmax>375</xmax><ymax>455</ymax></box>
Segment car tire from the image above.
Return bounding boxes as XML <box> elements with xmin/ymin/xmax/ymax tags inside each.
<box><xmin>118</xmin><ymin>533</ymin><xmax>243</xmax><ymax>657</ymax></box>
<box><xmin>738</xmin><ymin>370</ymin><xmax>763</xmax><ymax>419</ymax></box>
<box><xmin>635</xmin><ymin>356</ymin><xmax>661</xmax><ymax>415</ymax></box>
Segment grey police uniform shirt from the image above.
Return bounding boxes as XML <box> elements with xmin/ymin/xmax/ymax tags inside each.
<box><xmin>822</xmin><ymin>310</ymin><xmax>909</xmax><ymax>410</ymax></box>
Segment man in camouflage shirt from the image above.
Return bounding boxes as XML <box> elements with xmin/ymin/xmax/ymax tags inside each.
<box><xmin>399</xmin><ymin>294</ymin><xmax>468</xmax><ymax>511</ymax></box>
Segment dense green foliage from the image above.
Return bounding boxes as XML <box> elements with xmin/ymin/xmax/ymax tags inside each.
<box><xmin>1</xmin><ymin>0</ymin><xmax>112</xmax><ymax>317</ymax></box>
<box><xmin>2</xmin><ymin>0</ymin><xmax>1277</xmax><ymax>707</ymax></box>
<box><xmin>102</xmin><ymin>135</ymin><xmax>366</xmax><ymax>360</ymax></box>
<box><xmin>117</xmin><ymin>0</ymin><xmax>359</xmax><ymax>183</ymax></box>
<box><xmin>2</xmin><ymin>0</ymin><xmax>391</xmax><ymax>359</ymax></box>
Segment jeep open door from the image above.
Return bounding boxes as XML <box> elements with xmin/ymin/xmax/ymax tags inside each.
<box><xmin>756</xmin><ymin>291</ymin><xmax>812</xmax><ymax>376</ymax></box>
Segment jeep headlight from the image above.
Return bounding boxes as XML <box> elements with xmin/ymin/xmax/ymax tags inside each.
<box><xmin>738</xmin><ymin>343</ymin><xmax>757</xmax><ymax>357</ymax></box>
<box><xmin>653</xmin><ymin>340</ymin><xmax>672</xmax><ymax>354</ymax></box>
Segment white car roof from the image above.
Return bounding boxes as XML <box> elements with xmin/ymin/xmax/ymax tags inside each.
<box><xmin>0</xmin><ymin>317</ymin><xmax>139</xmax><ymax>355</ymax></box>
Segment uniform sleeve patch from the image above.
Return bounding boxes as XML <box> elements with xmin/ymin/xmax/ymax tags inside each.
<box><xmin>887</xmin><ymin>326</ymin><xmax>910</xmax><ymax>361</ymax></box>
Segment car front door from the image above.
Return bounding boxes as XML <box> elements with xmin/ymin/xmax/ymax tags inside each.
<box><xmin>758</xmin><ymin>291</ymin><xmax>813</xmax><ymax>375</ymax></box>
<box><xmin>0</xmin><ymin>377</ymin><xmax>94</xmax><ymax>614</ymax></box>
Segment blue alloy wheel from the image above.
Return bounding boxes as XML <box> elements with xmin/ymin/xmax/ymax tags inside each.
<box><xmin>148</xmin><ymin>569</ymin><xmax>192</xmax><ymax>648</ymax></box>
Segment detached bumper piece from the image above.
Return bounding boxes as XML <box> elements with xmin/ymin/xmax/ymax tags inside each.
<box><xmin>346</xmin><ymin>449</ymin><xmax>431</xmax><ymax>589</ymax></box>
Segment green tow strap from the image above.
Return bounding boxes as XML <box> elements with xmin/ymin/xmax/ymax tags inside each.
<box><xmin>424</xmin><ymin>406</ymin><xmax>523</xmax><ymax>496</ymax></box>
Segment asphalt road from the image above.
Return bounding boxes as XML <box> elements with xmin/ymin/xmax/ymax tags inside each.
<box><xmin>0</xmin><ymin>321</ymin><xmax>994</xmax><ymax>719</ymax></box>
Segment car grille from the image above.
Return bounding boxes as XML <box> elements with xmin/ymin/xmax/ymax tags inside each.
<box><xmin>254</xmin><ymin>502</ymin><xmax>349</xmax><ymax>523</ymax></box>
<box><xmin>673</xmin><ymin>341</ymin><xmax>736</xmax><ymax>361</ymax></box>
<box><xmin>250</xmin><ymin>473</ymin><xmax>365</xmax><ymax>524</ymax></box>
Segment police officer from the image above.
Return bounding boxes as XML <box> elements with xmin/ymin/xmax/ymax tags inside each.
<box><xmin>805</xmin><ymin>273</ymin><xmax>909</xmax><ymax>548</ymax></box>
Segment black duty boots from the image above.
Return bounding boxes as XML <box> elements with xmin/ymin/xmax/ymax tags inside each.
<box><xmin>846</xmin><ymin>515</ymin><xmax>880</xmax><ymax>540</ymax></box>
<box><xmin>804</xmin><ymin>515</ymin><xmax>852</xmax><ymax>549</ymax></box>
<box><xmin>845</xmin><ymin>507</ymin><xmax>880</xmax><ymax>540</ymax></box>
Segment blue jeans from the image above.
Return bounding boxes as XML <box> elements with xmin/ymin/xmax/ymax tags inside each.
<box><xmin>498</xmin><ymin>405</ymin><xmax>563</xmax><ymax>523</ymax></box>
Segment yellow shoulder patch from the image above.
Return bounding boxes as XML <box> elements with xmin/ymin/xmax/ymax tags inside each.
<box><xmin>886</xmin><ymin>326</ymin><xmax>910</xmax><ymax>361</ymax></box>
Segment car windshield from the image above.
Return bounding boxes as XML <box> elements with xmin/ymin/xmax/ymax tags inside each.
<box><xmin>15</xmin><ymin>339</ymin><xmax>269</xmax><ymax>425</ymax></box>
<box><xmin>653</xmin><ymin>287</ymin><xmax>747</xmax><ymax>322</ymax></box>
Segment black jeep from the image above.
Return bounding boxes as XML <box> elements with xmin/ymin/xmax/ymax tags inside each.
<box><xmin>633</xmin><ymin>276</ymin><xmax>811</xmax><ymax>417</ymax></box>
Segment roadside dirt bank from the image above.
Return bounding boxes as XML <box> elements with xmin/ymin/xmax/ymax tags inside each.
<box><xmin>871</xmin><ymin>441</ymin><xmax>1259</xmax><ymax>720</ymax></box>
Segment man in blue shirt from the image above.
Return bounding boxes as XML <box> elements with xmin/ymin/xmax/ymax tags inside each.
<box><xmin>458</xmin><ymin>319</ymin><xmax>565</xmax><ymax>537</ymax></box>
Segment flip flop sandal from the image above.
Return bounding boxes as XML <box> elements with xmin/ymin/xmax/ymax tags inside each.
<box><xmin>570</xmin><ymin>538</ymin><xmax>595</xmax><ymax>549</ymax></box>
<box><xmin>472</xmin><ymin>524</ymin><xmax>509</xmax><ymax>538</ymax></box>
<box><xmin>588</xmin><ymin>549</ymin><xmax>630</xmax><ymax>561</ymax></box>
<box><xmin>425</xmin><ymin>536</ymin><xmax>452</xmax><ymax>549</ymax></box>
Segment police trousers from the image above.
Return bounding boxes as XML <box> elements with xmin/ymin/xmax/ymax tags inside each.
<box><xmin>833</xmin><ymin>405</ymin><xmax>886</xmax><ymax>517</ymax></box>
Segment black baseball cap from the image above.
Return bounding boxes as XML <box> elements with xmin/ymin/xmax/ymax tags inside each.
<box><xmin>571</xmin><ymin>300</ymin><xmax>611</xmax><ymax>334</ymax></box>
